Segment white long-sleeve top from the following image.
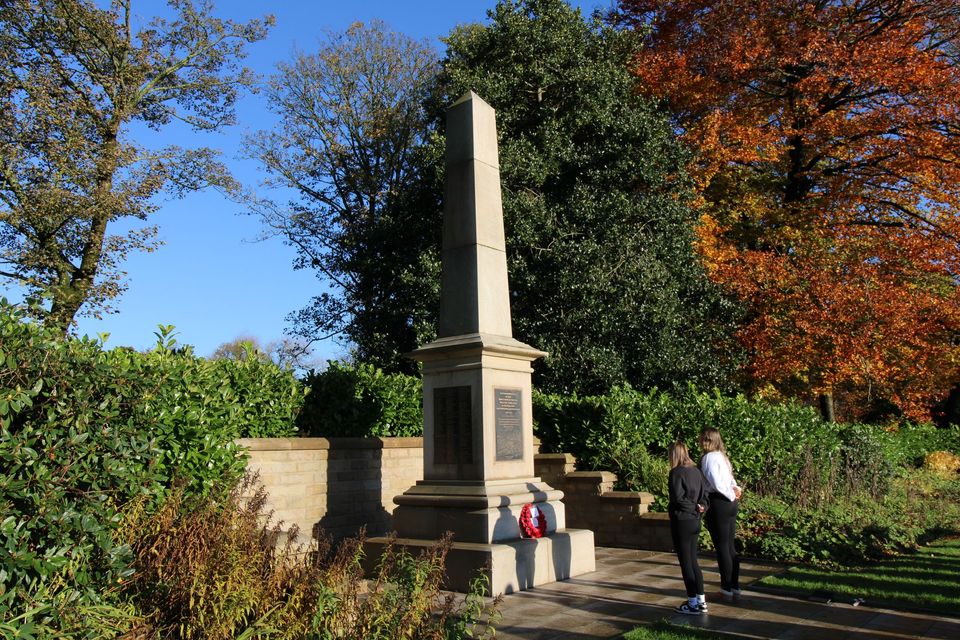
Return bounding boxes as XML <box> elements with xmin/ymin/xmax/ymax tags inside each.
<box><xmin>700</xmin><ymin>451</ymin><xmax>740</xmax><ymax>502</ymax></box>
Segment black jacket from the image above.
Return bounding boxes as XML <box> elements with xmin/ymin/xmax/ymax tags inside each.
<box><xmin>668</xmin><ymin>464</ymin><xmax>709</xmax><ymax>521</ymax></box>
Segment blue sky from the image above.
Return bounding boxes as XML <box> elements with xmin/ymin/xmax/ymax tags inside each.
<box><xmin>6</xmin><ymin>0</ymin><xmax>605</xmax><ymax>363</ymax></box>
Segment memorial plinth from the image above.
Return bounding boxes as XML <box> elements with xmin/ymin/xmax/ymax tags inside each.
<box><xmin>366</xmin><ymin>92</ymin><xmax>595</xmax><ymax>595</ymax></box>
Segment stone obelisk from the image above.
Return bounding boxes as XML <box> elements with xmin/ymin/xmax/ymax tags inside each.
<box><xmin>368</xmin><ymin>92</ymin><xmax>595</xmax><ymax>595</ymax></box>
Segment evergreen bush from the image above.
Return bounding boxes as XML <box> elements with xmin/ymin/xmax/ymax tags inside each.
<box><xmin>0</xmin><ymin>301</ymin><xmax>304</xmax><ymax>624</ymax></box>
<box><xmin>534</xmin><ymin>384</ymin><xmax>839</xmax><ymax>497</ymax></box>
<box><xmin>536</xmin><ymin>383</ymin><xmax>960</xmax><ymax>565</ymax></box>
<box><xmin>298</xmin><ymin>361</ymin><xmax>423</xmax><ymax>437</ymax></box>
<box><xmin>534</xmin><ymin>384</ymin><xmax>959</xmax><ymax>500</ymax></box>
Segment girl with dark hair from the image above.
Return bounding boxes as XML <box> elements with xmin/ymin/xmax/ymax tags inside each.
<box><xmin>699</xmin><ymin>427</ymin><xmax>742</xmax><ymax>599</ymax></box>
<box><xmin>667</xmin><ymin>441</ymin><xmax>709</xmax><ymax>614</ymax></box>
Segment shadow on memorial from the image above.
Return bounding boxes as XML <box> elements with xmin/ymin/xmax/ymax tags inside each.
<box><xmin>486</xmin><ymin>482</ymin><xmax>574</xmax><ymax>592</ymax></box>
<box><xmin>312</xmin><ymin>438</ymin><xmax>393</xmax><ymax>544</ymax></box>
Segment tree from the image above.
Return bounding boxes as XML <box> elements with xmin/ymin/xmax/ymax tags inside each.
<box><xmin>210</xmin><ymin>334</ymin><xmax>319</xmax><ymax>372</ymax></box>
<box><xmin>0</xmin><ymin>0</ymin><xmax>271</xmax><ymax>332</ymax></box>
<box><xmin>209</xmin><ymin>335</ymin><xmax>272</xmax><ymax>362</ymax></box>
<box><xmin>434</xmin><ymin>0</ymin><xmax>741</xmax><ymax>393</ymax></box>
<box><xmin>616</xmin><ymin>0</ymin><xmax>960</xmax><ymax>419</ymax></box>
<box><xmin>245</xmin><ymin>21</ymin><xmax>441</xmax><ymax>374</ymax></box>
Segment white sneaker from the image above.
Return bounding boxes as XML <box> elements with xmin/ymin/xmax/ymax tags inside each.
<box><xmin>675</xmin><ymin>602</ymin><xmax>703</xmax><ymax>615</ymax></box>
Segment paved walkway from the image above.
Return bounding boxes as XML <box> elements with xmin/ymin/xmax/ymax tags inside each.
<box><xmin>490</xmin><ymin>547</ymin><xmax>960</xmax><ymax>639</ymax></box>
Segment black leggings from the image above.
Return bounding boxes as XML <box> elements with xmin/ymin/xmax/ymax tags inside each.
<box><xmin>705</xmin><ymin>494</ymin><xmax>740</xmax><ymax>590</ymax></box>
<box><xmin>669</xmin><ymin>516</ymin><xmax>703</xmax><ymax>598</ymax></box>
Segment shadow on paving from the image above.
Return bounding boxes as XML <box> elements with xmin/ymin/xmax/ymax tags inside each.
<box><xmin>759</xmin><ymin>541</ymin><xmax>960</xmax><ymax>615</ymax></box>
<box><xmin>693</xmin><ymin>591</ymin><xmax>960</xmax><ymax>639</ymax></box>
<box><xmin>490</xmin><ymin>549</ymin><xmax>960</xmax><ymax>640</ymax></box>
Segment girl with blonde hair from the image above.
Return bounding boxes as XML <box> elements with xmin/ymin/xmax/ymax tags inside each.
<box><xmin>667</xmin><ymin>441</ymin><xmax>709</xmax><ymax>614</ymax></box>
<box><xmin>699</xmin><ymin>427</ymin><xmax>742</xmax><ymax>599</ymax></box>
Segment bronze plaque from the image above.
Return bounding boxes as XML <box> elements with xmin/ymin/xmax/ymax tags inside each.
<box><xmin>433</xmin><ymin>386</ymin><xmax>472</xmax><ymax>466</ymax></box>
<box><xmin>495</xmin><ymin>388</ymin><xmax>523</xmax><ymax>461</ymax></box>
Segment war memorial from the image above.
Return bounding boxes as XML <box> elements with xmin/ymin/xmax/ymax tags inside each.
<box><xmin>367</xmin><ymin>91</ymin><xmax>596</xmax><ymax>594</ymax></box>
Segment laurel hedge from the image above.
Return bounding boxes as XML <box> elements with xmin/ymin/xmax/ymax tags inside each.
<box><xmin>534</xmin><ymin>384</ymin><xmax>960</xmax><ymax>499</ymax></box>
<box><xmin>0</xmin><ymin>301</ymin><xmax>304</xmax><ymax>624</ymax></box>
<box><xmin>297</xmin><ymin>361</ymin><xmax>423</xmax><ymax>437</ymax></box>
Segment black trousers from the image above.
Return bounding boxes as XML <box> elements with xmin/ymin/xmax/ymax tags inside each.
<box><xmin>669</xmin><ymin>515</ymin><xmax>703</xmax><ymax>598</ymax></box>
<box><xmin>705</xmin><ymin>494</ymin><xmax>740</xmax><ymax>590</ymax></box>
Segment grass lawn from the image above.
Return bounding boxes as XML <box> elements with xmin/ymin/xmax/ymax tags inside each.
<box><xmin>756</xmin><ymin>537</ymin><xmax>960</xmax><ymax>614</ymax></box>
<box><xmin>622</xmin><ymin>619</ymin><xmax>733</xmax><ymax>639</ymax></box>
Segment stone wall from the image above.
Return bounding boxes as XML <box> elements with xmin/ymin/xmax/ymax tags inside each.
<box><xmin>237</xmin><ymin>437</ymin><xmax>423</xmax><ymax>541</ymax></box>
<box><xmin>238</xmin><ymin>438</ymin><xmax>671</xmax><ymax>552</ymax></box>
<box><xmin>534</xmin><ymin>453</ymin><xmax>673</xmax><ymax>551</ymax></box>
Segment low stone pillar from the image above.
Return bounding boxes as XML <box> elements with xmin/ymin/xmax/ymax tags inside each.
<box><xmin>533</xmin><ymin>454</ymin><xmax>673</xmax><ymax>551</ymax></box>
<box><xmin>534</xmin><ymin>453</ymin><xmax>576</xmax><ymax>487</ymax></box>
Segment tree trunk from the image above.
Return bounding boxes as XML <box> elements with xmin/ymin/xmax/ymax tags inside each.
<box><xmin>46</xmin><ymin>128</ymin><xmax>118</xmax><ymax>334</ymax></box>
<box><xmin>818</xmin><ymin>392</ymin><xmax>836</xmax><ymax>422</ymax></box>
<box><xmin>47</xmin><ymin>285</ymin><xmax>86</xmax><ymax>336</ymax></box>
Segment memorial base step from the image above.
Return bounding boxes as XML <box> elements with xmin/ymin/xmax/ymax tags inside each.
<box><xmin>364</xmin><ymin>529</ymin><xmax>595</xmax><ymax>595</ymax></box>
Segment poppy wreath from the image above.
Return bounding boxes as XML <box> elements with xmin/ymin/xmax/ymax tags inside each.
<box><xmin>518</xmin><ymin>503</ymin><xmax>548</xmax><ymax>538</ymax></box>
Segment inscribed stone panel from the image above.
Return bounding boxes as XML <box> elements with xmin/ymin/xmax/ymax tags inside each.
<box><xmin>494</xmin><ymin>388</ymin><xmax>523</xmax><ymax>461</ymax></box>
<box><xmin>433</xmin><ymin>386</ymin><xmax>473</xmax><ymax>466</ymax></box>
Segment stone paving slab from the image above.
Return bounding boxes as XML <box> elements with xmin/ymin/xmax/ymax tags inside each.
<box><xmin>488</xmin><ymin>547</ymin><xmax>960</xmax><ymax>639</ymax></box>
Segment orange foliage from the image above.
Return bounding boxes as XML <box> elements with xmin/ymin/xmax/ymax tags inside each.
<box><xmin>616</xmin><ymin>0</ymin><xmax>960</xmax><ymax>419</ymax></box>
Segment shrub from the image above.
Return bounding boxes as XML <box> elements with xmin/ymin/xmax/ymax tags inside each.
<box><xmin>118</xmin><ymin>477</ymin><xmax>289</xmax><ymax>639</ymax></box>
<box><xmin>115</xmin><ymin>476</ymin><xmax>500</xmax><ymax>640</ymax></box>
<box><xmin>535</xmin><ymin>383</ymin><xmax>960</xmax><ymax>499</ymax></box>
<box><xmin>836</xmin><ymin>423</ymin><xmax>896</xmax><ymax>499</ymax></box>
<box><xmin>924</xmin><ymin>451</ymin><xmax>960</xmax><ymax>477</ymax></box>
<box><xmin>884</xmin><ymin>422</ymin><xmax>960</xmax><ymax>467</ymax></box>
<box><xmin>534</xmin><ymin>384</ymin><xmax>839</xmax><ymax>499</ymax></box>
<box><xmin>1</xmin><ymin>310</ymin><xmax>159</xmax><ymax>623</ymax></box>
<box><xmin>119</xmin><ymin>326</ymin><xmax>304</xmax><ymax>495</ymax></box>
<box><xmin>0</xmin><ymin>301</ymin><xmax>304</xmax><ymax>625</ymax></box>
<box><xmin>298</xmin><ymin>361</ymin><xmax>423</xmax><ymax>437</ymax></box>
<box><xmin>536</xmin><ymin>378</ymin><xmax>960</xmax><ymax>566</ymax></box>
<box><xmin>738</xmin><ymin>471</ymin><xmax>960</xmax><ymax>565</ymax></box>
<box><xmin>0</xmin><ymin>574</ymin><xmax>141</xmax><ymax>639</ymax></box>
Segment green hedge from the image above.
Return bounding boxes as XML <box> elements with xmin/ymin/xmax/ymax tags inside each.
<box><xmin>0</xmin><ymin>302</ymin><xmax>304</xmax><ymax>621</ymax></box>
<box><xmin>534</xmin><ymin>384</ymin><xmax>960</xmax><ymax>499</ymax></box>
<box><xmin>534</xmin><ymin>383</ymin><xmax>960</xmax><ymax>565</ymax></box>
<box><xmin>534</xmin><ymin>384</ymin><xmax>829</xmax><ymax>494</ymax></box>
<box><xmin>289</xmin><ymin>365</ymin><xmax>960</xmax><ymax>490</ymax></box>
<box><xmin>297</xmin><ymin>361</ymin><xmax>423</xmax><ymax>437</ymax></box>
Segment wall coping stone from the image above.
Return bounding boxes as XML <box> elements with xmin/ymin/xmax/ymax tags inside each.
<box><xmin>641</xmin><ymin>512</ymin><xmax>670</xmax><ymax>521</ymax></box>
<box><xmin>600</xmin><ymin>491</ymin><xmax>655</xmax><ymax>503</ymax></box>
<box><xmin>534</xmin><ymin>453</ymin><xmax>575</xmax><ymax>462</ymax></box>
<box><xmin>236</xmin><ymin>437</ymin><xmax>424</xmax><ymax>451</ymax></box>
<box><xmin>564</xmin><ymin>471</ymin><xmax>618</xmax><ymax>483</ymax></box>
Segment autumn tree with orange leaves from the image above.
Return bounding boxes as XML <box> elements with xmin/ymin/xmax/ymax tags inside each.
<box><xmin>615</xmin><ymin>0</ymin><xmax>960</xmax><ymax>421</ymax></box>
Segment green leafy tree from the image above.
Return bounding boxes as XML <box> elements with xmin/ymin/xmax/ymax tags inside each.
<box><xmin>210</xmin><ymin>334</ymin><xmax>272</xmax><ymax>363</ymax></box>
<box><xmin>210</xmin><ymin>333</ymin><xmax>319</xmax><ymax>372</ymax></box>
<box><xmin>245</xmin><ymin>20</ymin><xmax>441</xmax><ymax>374</ymax></box>
<box><xmin>433</xmin><ymin>0</ymin><xmax>741</xmax><ymax>393</ymax></box>
<box><xmin>0</xmin><ymin>0</ymin><xmax>271</xmax><ymax>332</ymax></box>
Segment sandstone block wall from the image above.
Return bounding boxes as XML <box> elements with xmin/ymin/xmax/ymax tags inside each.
<box><xmin>238</xmin><ymin>438</ymin><xmax>671</xmax><ymax>552</ymax></box>
<box><xmin>237</xmin><ymin>437</ymin><xmax>423</xmax><ymax>541</ymax></box>
<box><xmin>534</xmin><ymin>454</ymin><xmax>672</xmax><ymax>551</ymax></box>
